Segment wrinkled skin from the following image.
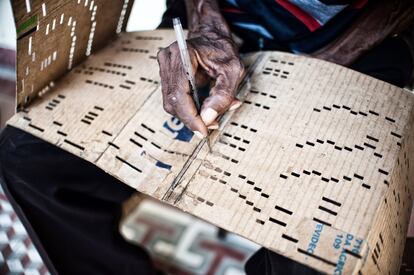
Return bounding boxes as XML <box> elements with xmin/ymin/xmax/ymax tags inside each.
<box><xmin>157</xmin><ymin>0</ymin><xmax>244</xmax><ymax>137</ymax></box>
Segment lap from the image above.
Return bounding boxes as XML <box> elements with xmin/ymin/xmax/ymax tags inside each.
<box><xmin>0</xmin><ymin>126</ymin><xmax>155</xmax><ymax>275</ymax></box>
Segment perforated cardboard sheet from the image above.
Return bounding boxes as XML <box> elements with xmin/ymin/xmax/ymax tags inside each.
<box><xmin>7</xmin><ymin>26</ymin><xmax>414</xmax><ymax>275</ymax></box>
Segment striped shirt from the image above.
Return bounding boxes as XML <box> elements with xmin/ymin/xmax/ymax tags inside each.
<box><xmin>220</xmin><ymin>0</ymin><xmax>368</xmax><ymax>53</ymax></box>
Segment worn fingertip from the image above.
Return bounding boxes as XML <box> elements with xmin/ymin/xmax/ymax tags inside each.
<box><xmin>201</xmin><ymin>108</ymin><xmax>218</xmax><ymax>125</ymax></box>
<box><xmin>193</xmin><ymin>131</ymin><xmax>206</xmax><ymax>139</ymax></box>
<box><xmin>229</xmin><ymin>100</ymin><xmax>242</xmax><ymax>111</ymax></box>
<box><xmin>207</xmin><ymin>121</ymin><xmax>219</xmax><ymax>130</ymax></box>
<box><xmin>191</xmin><ymin>117</ymin><xmax>208</xmax><ymax>138</ymax></box>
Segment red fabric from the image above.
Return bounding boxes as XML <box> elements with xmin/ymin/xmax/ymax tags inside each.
<box><xmin>221</xmin><ymin>7</ymin><xmax>245</xmax><ymax>14</ymax></box>
<box><xmin>275</xmin><ymin>0</ymin><xmax>321</xmax><ymax>31</ymax></box>
<box><xmin>351</xmin><ymin>0</ymin><xmax>369</xmax><ymax>9</ymax></box>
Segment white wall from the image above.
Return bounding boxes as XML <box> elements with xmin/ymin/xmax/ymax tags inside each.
<box><xmin>0</xmin><ymin>0</ymin><xmax>16</xmax><ymax>50</ymax></box>
<box><xmin>127</xmin><ymin>0</ymin><xmax>166</xmax><ymax>32</ymax></box>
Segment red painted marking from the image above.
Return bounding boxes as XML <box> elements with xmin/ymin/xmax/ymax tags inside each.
<box><xmin>200</xmin><ymin>240</ymin><xmax>246</xmax><ymax>275</ymax></box>
<box><xmin>135</xmin><ymin>217</ymin><xmax>175</xmax><ymax>245</ymax></box>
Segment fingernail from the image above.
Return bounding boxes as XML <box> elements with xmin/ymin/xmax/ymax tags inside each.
<box><xmin>229</xmin><ymin>101</ymin><xmax>242</xmax><ymax>111</ymax></box>
<box><xmin>201</xmin><ymin>108</ymin><xmax>218</xmax><ymax>125</ymax></box>
<box><xmin>193</xmin><ymin>131</ymin><xmax>205</xmax><ymax>139</ymax></box>
<box><xmin>208</xmin><ymin>124</ymin><xmax>219</xmax><ymax>130</ymax></box>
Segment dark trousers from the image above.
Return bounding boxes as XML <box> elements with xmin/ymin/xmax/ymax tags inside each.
<box><xmin>0</xmin><ymin>35</ymin><xmax>412</xmax><ymax>275</ymax></box>
<box><xmin>0</xmin><ymin>127</ymin><xmax>155</xmax><ymax>275</ymax></box>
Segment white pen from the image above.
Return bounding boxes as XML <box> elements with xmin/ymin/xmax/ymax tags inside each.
<box><xmin>173</xmin><ymin>17</ymin><xmax>201</xmax><ymax>110</ymax></box>
<box><xmin>173</xmin><ymin>17</ymin><xmax>212</xmax><ymax>151</ymax></box>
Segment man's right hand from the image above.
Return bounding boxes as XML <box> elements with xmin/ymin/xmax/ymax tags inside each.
<box><xmin>157</xmin><ymin>0</ymin><xmax>244</xmax><ymax>138</ymax></box>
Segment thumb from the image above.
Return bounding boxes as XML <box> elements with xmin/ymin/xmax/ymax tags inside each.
<box><xmin>200</xmin><ymin>74</ymin><xmax>242</xmax><ymax>126</ymax></box>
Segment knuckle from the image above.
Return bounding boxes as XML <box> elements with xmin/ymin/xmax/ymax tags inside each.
<box><xmin>231</xmin><ymin>59</ymin><xmax>245</xmax><ymax>80</ymax></box>
<box><xmin>163</xmin><ymin>102</ymin><xmax>174</xmax><ymax>114</ymax></box>
<box><xmin>157</xmin><ymin>48</ymin><xmax>167</xmax><ymax>61</ymax></box>
<box><xmin>166</xmin><ymin>92</ymin><xmax>179</xmax><ymax>107</ymax></box>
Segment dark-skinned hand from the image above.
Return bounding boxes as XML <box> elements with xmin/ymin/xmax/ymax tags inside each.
<box><xmin>157</xmin><ymin>25</ymin><xmax>244</xmax><ymax>138</ymax></box>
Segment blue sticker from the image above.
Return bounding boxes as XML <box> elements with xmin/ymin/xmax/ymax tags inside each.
<box><xmin>163</xmin><ymin>117</ymin><xmax>194</xmax><ymax>142</ymax></box>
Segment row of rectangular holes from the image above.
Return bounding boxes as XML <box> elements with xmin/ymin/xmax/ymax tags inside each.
<box><xmin>135</xmin><ymin>36</ymin><xmax>163</xmax><ymax>40</ymax></box>
<box><xmin>218</xmin><ymin>139</ymin><xmax>246</xmax><ymax>152</ymax></box>
<box><xmin>85</xmin><ymin>79</ymin><xmax>114</xmax><ymax>89</ymax></box>
<box><xmin>165</xmin><ymin>150</ymin><xmax>188</xmax><ymax>157</ymax></box>
<box><xmin>80</xmin><ymin>110</ymin><xmax>99</xmax><ymax>125</ymax></box>
<box><xmin>209</xmin><ymin>175</ymin><xmax>227</xmax><ymax>184</ymax></box>
<box><xmin>74</xmin><ymin>69</ymin><xmax>93</xmax><ymax>75</ymax></box>
<box><xmin>371</xmin><ymin>233</ymin><xmax>386</xmax><ymax>271</ymax></box>
<box><xmin>119</xmin><ymin>80</ymin><xmax>136</xmax><ymax>90</ymax></box>
<box><xmin>269</xmin><ymin>59</ymin><xmax>294</xmax><ymax>65</ymax></box>
<box><xmin>230</xmin><ymin>122</ymin><xmax>258</xmax><ymax>132</ymax></box>
<box><xmin>196</xmin><ymin>197</ymin><xmax>214</xmax><ymax>206</ymax></box>
<box><xmin>372</xmin><ymin>234</ymin><xmax>384</xmax><ymax>265</ymax></box>
<box><xmin>296</xmin><ymin>139</ymin><xmax>383</xmax><ymax>159</ymax></box>
<box><xmin>139</xmin><ymin>77</ymin><xmax>159</xmax><ymax>85</ymax></box>
<box><xmin>279</xmin><ymin>170</ymin><xmax>375</xmax><ymax>189</ymax></box>
<box><xmin>103</xmin><ymin>62</ymin><xmax>132</xmax><ymax>70</ymax></box>
<box><xmin>238</xmin><ymin>174</ymin><xmax>261</xmax><ymax>193</ymax></box>
<box><xmin>228</xmin><ymin>186</ymin><xmax>261</xmax><ymax>212</ymax></box>
<box><xmin>45</xmin><ymin>95</ymin><xmax>64</xmax><ymax>110</ymax></box>
<box><xmin>222</xmin><ymin>132</ymin><xmax>250</xmax><ymax>144</ymax></box>
<box><xmin>262</xmin><ymin>71</ymin><xmax>288</xmax><ymax>79</ymax></box>
<box><xmin>88</xmin><ymin>66</ymin><xmax>126</xmax><ymax>76</ymax></box>
<box><xmin>202</xmin><ymin>163</ymin><xmax>232</xmax><ymax>177</ymax></box>
<box><xmin>129</xmin><ymin>124</ymin><xmax>168</xmax><ymax>152</ymax></box>
<box><xmin>244</xmin><ymin>100</ymin><xmax>270</xmax><ymax>110</ymax></box>
<box><xmin>121</xmin><ymin>47</ymin><xmax>149</xmax><ymax>53</ymax></box>
<box><xmin>45</xmin><ymin>97</ymin><xmax>61</xmax><ymax>111</ymax></box>
<box><xmin>313</xmin><ymin>104</ymin><xmax>396</xmax><ymax>124</ymax></box>
<box><xmin>250</xmin><ymin>89</ymin><xmax>277</xmax><ymax>99</ymax></box>
<box><xmin>119</xmin><ymin>80</ymin><xmax>136</xmax><ymax>89</ymax></box>
<box><xmin>230</xmin><ymin>185</ymin><xmax>269</xmax><ymax>199</ymax></box>
<box><xmin>264</xmin><ymin>67</ymin><xmax>290</xmax><ymax>74</ymax></box>
<box><xmin>220</xmin><ymin>153</ymin><xmax>239</xmax><ymax>164</ymax></box>
<box><xmin>318</xmin><ymin>197</ymin><xmax>341</xmax><ymax>220</ymax></box>
<box><xmin>130</xmin><ymin>135</ymin><xmax>161</xmax><ymax>151</ymax></box>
